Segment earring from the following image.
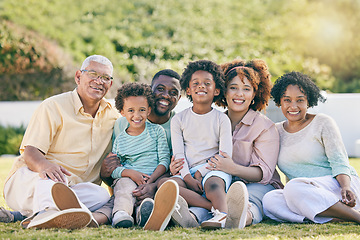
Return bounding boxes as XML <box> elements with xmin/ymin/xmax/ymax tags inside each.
<box><xmin>251</xmin><ymin>100</ymin><xmax>255</xmax><ymax>105</ymax></box>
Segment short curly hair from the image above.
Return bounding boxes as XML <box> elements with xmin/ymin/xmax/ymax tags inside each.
<box><xmin>216</xmin><ymin>59</ymin><xmax>272</xmax><ymax>111</ymax></box>
<box><xmin>151</xmin><ymin>69</ymin><xmax>180</xmax><ymax>84</ymax></box>
<box><xmin>115</xmin><ymin>82</ymin><xmax>154</xmax><ymax>112</ymax></box>
<box><xmin>271</xmin><ymin>71</ymin><xmax>326</xmax><ymax>108</ymax></box>
<box><xmin>180</xmin><ymin>60</ymin><xmax>225</xmax><ymax>103</ymax></box>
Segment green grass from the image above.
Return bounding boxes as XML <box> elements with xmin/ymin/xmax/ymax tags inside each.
<box><xmin>1</xmin><ymin>157</ymin><xmax>360</xmax><ymax>239</ymax></box>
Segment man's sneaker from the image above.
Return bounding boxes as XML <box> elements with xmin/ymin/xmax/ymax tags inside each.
<box><xmin>24</xmin><ymin>208</ymin><xmax>91</xmax><ymax>229</ymax></box>
<box><xmin>51</xmin><ymin>182</ymin><xmax>98</xmax><ymax>228</ymax></box>
<box><xmin>0</xmin><ymin>207</ymin><xmax>14</xmax><ymax>223</ymax></box>
<box><xmin>112</xmin><ymin>211</ymin><xmax>134</xmax><ymax>228</ymax></box>
<box><xmin>171</xmin><ymin>195</ymin><xmax>199</xmax><ymax>228</ymax></box>
<box><xmin>136</xmin><ymin>198</ymin><xmax>154</xmax><ymax>227</ymax></box>
<box><xmin>144</xmin><ymin>179</ymin><xmax>179</xmax><ymax>231</ymax></box>
<box><xmin>225</xmin><ymin>181</ymin><xmax>249</xmax><ymax>229</ymax></box>
<box><xmin>200</xmin><ymin>207</ymin><xmax>227</xmax><ymax>229</ymax></box>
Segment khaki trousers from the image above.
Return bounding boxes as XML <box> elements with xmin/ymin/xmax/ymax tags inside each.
<box><xmin>112</xmin><ymin>177</ymin><xmax>137</xmax><ymax>216</ymax></box>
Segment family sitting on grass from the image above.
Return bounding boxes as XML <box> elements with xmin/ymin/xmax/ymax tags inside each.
<box><xmin>1</xmin><ymin>54</ymin><xmax>360</xmax><ymax>230</ymax></box>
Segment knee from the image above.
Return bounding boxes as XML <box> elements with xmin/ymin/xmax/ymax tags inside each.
<box><xmin>283</xmin><ymin>178</ymin><xmax>310</xmax><ymax>197</ymax></box>
<box><xmin>262</xmin><ymin>190</ymin><xmax>280</xmax><ymax>211</ymax></box>
<box><xmin>204</xmin><ymin>177</ymin><xmax>224</xmax><ymax>193</ymax></box>
<box><xmin>97</xmin><ymin>187</ymin><xmax>111</xmax><ymax>206</ymax></box>
<box><xmin>157</xmin><ymin>177</ymin><xmax>169</xmax><ymax>188</ymax></box>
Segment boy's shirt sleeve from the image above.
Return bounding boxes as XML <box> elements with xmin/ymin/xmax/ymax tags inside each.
<box><xmin>171</xmin><ymin>114</ymin><xmax>191</xmax><ymax>178</ymax></box>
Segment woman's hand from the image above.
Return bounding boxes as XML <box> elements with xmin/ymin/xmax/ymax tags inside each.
<box><xmin>207</xmin><ymin>151</ymin><xmax>235</xmax><ymax>174</ymax></box>
<box><xmin>170</xmin><ymin>156</ymin><xmax>184</xmax><ymax>175</ymax></box>
<box><xmin>341</xmin><ymin>186</ymin><xmax>356</xmax><ymax>207</ymax></box>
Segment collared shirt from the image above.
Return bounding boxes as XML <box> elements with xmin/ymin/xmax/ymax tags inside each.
<box><xmin>231</xmin><ymin>109</ymin><xmax>283</xmax><ymax>189</ymax></box>
<box><xmin>6</xmin><ymin>89</ymin><xmax>119</xmax><ymax>186</ymax></box>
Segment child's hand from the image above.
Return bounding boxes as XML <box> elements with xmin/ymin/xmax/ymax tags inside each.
<box><xmin>170</xmin><ymin>156</ymin><xmax>184</xmax><ymax>175</ymax></box>
<box><xmin>184</xmin><ymin>174</ymin><xmax>203</xmax><ymax>194</ymax></box>
<box><xmin>122</xmin><ymin>169</ymin><xmax>150</xmax><ymax>185</ymax></box>
<box><xmin>194</xmin><ymin>170</ymin><xmax>203</xmax><ymax>183</ymax></box>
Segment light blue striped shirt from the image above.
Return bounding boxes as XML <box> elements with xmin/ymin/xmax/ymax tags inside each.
<box><xmin>111</xmin><ymin>120</ymin><xmax>170</xmax><ymax>178</ymax></box>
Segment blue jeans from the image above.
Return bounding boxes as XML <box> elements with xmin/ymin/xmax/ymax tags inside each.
<box><xmin>190</xmin><ymin>182</ymin><xmax>275</xmax><ymax>224</ymax></box>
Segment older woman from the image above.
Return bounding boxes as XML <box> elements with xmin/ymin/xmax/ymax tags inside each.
<box><xmin>263</xmin><ymin>72</ymin><xmax>360</xmax><ymax>224</ymax></box>
<box><xmin>171</xmin><ymin>59</ymin><xmax>282</xmax><ymax>228</ymax></box>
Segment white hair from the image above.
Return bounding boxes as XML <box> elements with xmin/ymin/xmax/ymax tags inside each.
<box><xmin>80</xmin><ymin>55</ymin><xmax>113</xmax><ymax>75</ymax></box>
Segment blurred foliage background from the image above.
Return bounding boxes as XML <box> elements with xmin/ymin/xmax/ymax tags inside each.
<box><xmin>1</xmin><ymin>0</ymin><xmax>360</xmax><ymax>101</ymax></box>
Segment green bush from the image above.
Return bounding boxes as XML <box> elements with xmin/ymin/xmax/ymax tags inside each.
<box><xmin>0</xmin><ymin>125</ymin><xmax>25</xmax><ymax>155</ymax></box>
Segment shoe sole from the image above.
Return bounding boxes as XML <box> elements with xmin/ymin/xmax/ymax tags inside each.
<box><xmin>225</xmin><ymin>181</ymin><xmax>249</xmax><ymax>229</ymax></box>
<box><xmin>114</xmin><ymin>219</ymin><xmax>133</xmax><ymax>228</ymax></box>
<box><xmin>51</xmin><ymin>182</ymin><xmax>98</xmax><ymax>228</ymax></box>
<box><xmin>171</xmin><ymin>196</ymin><xmax>199</xmax><ymax>228</ymax></box>
<box><xmin>28</xmin><ymin>209</ymin><xmax>91</xmax><ymax>229</ymax></box>
<box><xmin>200</xmin><ymin>219</ymin><xmax>224</xmax><ymax>230</ymax></box>
<box><xmin>144</xmin><ymin>179</ymin><xmax>179</xmax><ymax>231</ymax></box>
<box><xmin>51</xmin><ymin>182</ymin><xmax>82</xmax><ymax>209</ymax></box>
<box><xmin>138</xmin><ymin>200</ymin><xmax>154</xmax><ymax>227</ymax></box>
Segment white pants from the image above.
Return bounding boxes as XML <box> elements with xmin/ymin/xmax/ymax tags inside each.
<box><xmin>263</xmin><ymin>175</ymin><xmax>360</xmax><ymax>223</ymax></box>
<box><xmin>4</xmin><ymin>167</ymin><xmax>110</xmax><ymax>217</ymax></box>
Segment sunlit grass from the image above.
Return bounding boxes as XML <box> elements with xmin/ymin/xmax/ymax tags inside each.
<box><xmin>1</xmin><ymin>157</ymin><xmax>360</xmax><ymax>239</ymax></box>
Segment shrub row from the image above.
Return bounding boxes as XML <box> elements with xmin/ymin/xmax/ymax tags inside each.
<box><xmin>0</xmin><ymin>125</ymin><xmax>25</xmax><ymax>155</ymax></box>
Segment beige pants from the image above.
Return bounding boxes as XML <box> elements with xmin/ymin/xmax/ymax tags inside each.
<box><xmin>112</xmin><ymin>177</ymin><xmax>137</xmax><ymax>216</ymax></box>
<box><xmin>4</xmin><ymin>167</ymin><xmax>110</xmax><ymax>217</ymax></box>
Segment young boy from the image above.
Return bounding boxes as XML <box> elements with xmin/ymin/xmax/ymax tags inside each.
<box><xmin>108</xmin><ymin>83</ymin><xmax>170</xmax><ymax>228</ymax></box>
<box><xmin>161</xmin><ymin>60</ymin><xmax>233</xmax><ymax>229</ymax></box>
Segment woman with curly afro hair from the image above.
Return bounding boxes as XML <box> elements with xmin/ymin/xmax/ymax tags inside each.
<box><xmin>170</xmin><ymin>59</ymin><xmax>282</xmax><ymax>229</ymax></box>
<box><xmin>263</xmin><ymin>72</ymin><xmax>360</xmax><ymax>225</ymax></box>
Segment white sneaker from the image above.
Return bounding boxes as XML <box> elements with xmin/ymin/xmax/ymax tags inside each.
<box><xmin>112</xmin><ymin>211</ymin><xmax>134</xmax><ymax>228</ymax></box>
<box><xmin>225</xmin><ymin>181</ymin><xmax>249</xmax><ymax>229</ymax></box>
<box><xmin>171</xmin><ymin>195</ymin><xmax>199</xmax><ymax>228</ymax></box>
<box><xmin>144</xmin><ymin>179</ymin><xmax>179</xmax><ymax>231</ymax></box>
<box><xmin>24</xmin><ymin>208</ymin><xmax>91</xmax><ymax>229</ymax></box>
<box><xmin>136</xmin><ymin>198</ymin><xmax>154</xmax><ymax>227</ymax></box>
<box><xmin>200</xmin><ymin>207</ymin><xmax>227</xmax><ymax>229</ymax></box>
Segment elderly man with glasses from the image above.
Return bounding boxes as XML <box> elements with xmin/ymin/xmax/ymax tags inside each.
<box><xmin>2</xmin><ymin>55</ymin><xmax>119</xmax><ymax>229</ymax></box>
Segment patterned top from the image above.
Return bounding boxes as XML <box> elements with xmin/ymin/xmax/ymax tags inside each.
<box><xmin>111</xmin><ymin>120</ymin><xmax>170</xmax><ymax>178</ymax></box>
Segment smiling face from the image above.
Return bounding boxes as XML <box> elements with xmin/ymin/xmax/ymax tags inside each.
<box><xmin>120</xmin><ymin>96</ymin><xmax>151</xmax><ymax>135</ymax></box>
<box><xmin>186</xmin><ymin>70</ymin><xmax>220</xmax><ymax>105</ymax></box>
<box><xmin>151</xmin><ymin>75</ymin><xmax>181</xmax><ymax>117</ymax></box>
<box><xmin>75</xmin><ymin>61</ymin><xmax>112</xmax><ymax>104</ymax></box>
<box><xmin>280</xmin><ymin>84</ymin><xmax>308</xmax><ymax>123</ymax></box>
<box><xmin>225</xmin><ymin>75</ymin><xmax>255</xmax><ymax>115</ymax></box>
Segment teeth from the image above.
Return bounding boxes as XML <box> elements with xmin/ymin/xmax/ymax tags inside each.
<box><xmin>288</xmin><ymin>111</ymin><xmax>299</xmax><ymax>115</ymax></box>
<box><xmin>133</xmin><ymin>120</ymin><xmax>141</xmax><ymax>123</ymax></box>
<box><xmin>197</xmin><ymin>92</ymin><xmax>206</xmax><ymax>95</ymax></box>
<box><xmin>233</xmin><ymin>99</ymin><xmax>245</xmax><ymax>103</ymax></box>
<box><xmin>159</xmin><ymin>100</ymin><xmax>169</xmax><ymax>106</ymax></box>
<box><xmin>91</xmin><ymin>86</ymin><xmax>102</xmax><ymax>91</ymax></box>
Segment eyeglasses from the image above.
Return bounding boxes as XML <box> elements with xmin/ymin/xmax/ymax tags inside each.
<box><xmin>81</xmin><ymin>70</ymin><xmax>113</xmax><ymax>83</ymax></box>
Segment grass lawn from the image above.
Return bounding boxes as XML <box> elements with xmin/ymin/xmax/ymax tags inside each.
<box><xmin>1</xmin><ymin>156</ymin><xmax>360</xmax><ymax>239</ymax></box>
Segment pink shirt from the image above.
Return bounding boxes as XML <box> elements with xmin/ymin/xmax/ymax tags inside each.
<box><xmin>230</xmin><ymin>109</ymin><xmax>283</xmax><ymax>189</ymax></box>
